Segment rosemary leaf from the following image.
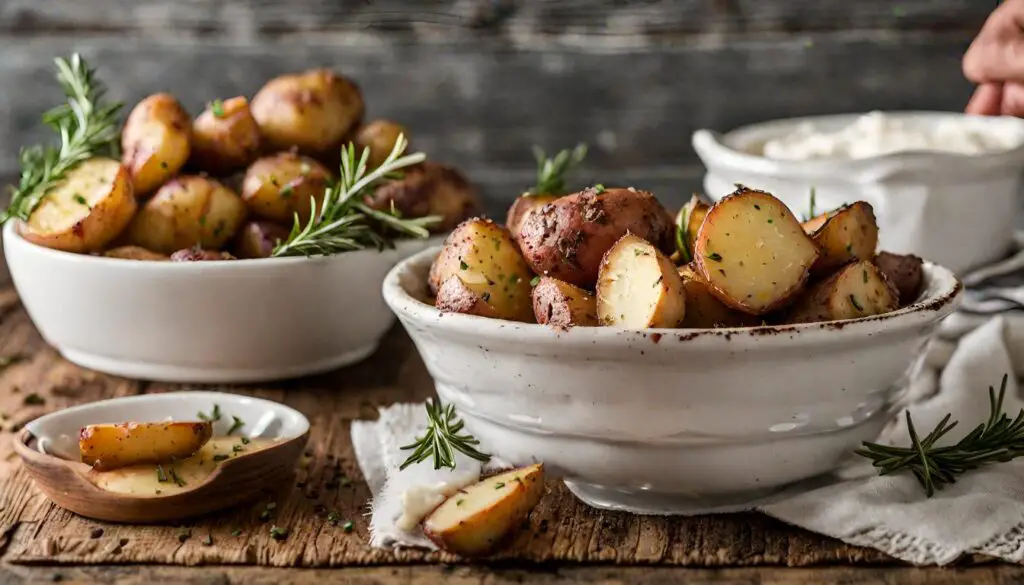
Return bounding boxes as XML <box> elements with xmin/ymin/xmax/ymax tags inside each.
<box><xmin>399</xmin><ymin>399</ymin><xmax>491</xmax><ymax>471</ymax></box>
<box><xmin>531</xmin><ymin>143</ymin><xmax>587</xmax><ymax>196</ymax></box>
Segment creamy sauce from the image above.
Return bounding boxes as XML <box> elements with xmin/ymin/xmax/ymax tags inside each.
<box><xmin>396</xmin><ymin>475</ymin><xmax>477</xmax><ymax>531</ymax></box>
<box><xmin>759</xmin><ymin>111</ymin><xmax>1023</xmax><ymax>161</ymax></box>
<box><xmin>89</xmin><ymin>437</ymin><xmax>279</xmax><ymax>496</ymax></box>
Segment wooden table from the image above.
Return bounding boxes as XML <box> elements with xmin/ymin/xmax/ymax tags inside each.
<box><xmin>0</xmin><ymin>285</ymin><xmax>1020</xmax><ymax>584</ymax></box>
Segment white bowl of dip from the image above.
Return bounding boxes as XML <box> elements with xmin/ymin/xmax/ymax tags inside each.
<box><xmin>692</xmin><ymin>111</ymin><xmax>1024</xmax><ymax>274</ymax></box>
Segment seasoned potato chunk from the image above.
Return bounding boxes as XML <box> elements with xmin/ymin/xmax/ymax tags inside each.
<box><xmin>353</xmin><ymin>119</ymin><xmax>409</xmax><ymax>168</ymax></box>
<box><xmin>802</xmin><ymin>202</ymin><xmax>878</xmax><ymax>273</ymax></box>
<box><xmin>787</xmin><ymin>260</ymin><xmax>900</xmax><ymax>324</ymax></box>
<box><xmin>506</xmin><ymin>194</ymin><xmax>557</xmax><ymax>239</ymax></box>
<box><xmin>121</xmin><ymin>93</ymin><xmax>191</xmax><ymax>196</ymax></box>
<box><xmin>190</xmin><ymin>96</ymin><xmax>262</xmax><ymax>174</ymax></box>
<box><xmin>430</xmin><ymin>219</ymin><xmax>534</xmax><ymax>322</ymax></box>
<box><xmin>874</xmin><ymin>252</ymin><xmax>924</xmax><ymax>306</ymax></box>
<box><xmin>678</xmin><ymin>265</ymin><xmax>759</xmax><ymax>328</ymax></box>
<box><xmin>674</xmin><ymin>193</ymin><xmax>711</xmax><ymax>264</ymax></box>
<box><xmin>126</xmin><ymin>176</ymin><xmax>247</xmax><ymax>254</ymax></box>
<box><xmin>423</xmin><ymin>464</ymin><xmax>545</xmax><ymax>557</ymax></box>
<box><xmin>103</xmin><ymin>246</ymin><xmax>169</xmax><ymax>261</ymax></box>
<box><xmin>80</xmin><ymin>421</ymin><xmax>213</xmax><ymax>471</ymax></box>
<box><xmin>241</xmin><ymin>153</ymin><xmax>332</xmax><ymax>224</ymax></box>
<box><xmin>231</xmin><ymin>221</ymin><xmax>290</xmax><ymax>259</ymax></box>
<box><xmin>365</xmin><ymin>162</ymin><xmax>479</xmax><ymax>233</ymax></box>
<box><xmin>531</xmin><ymin>277</ymin><xmax>599</xmax><ymax>328</ymax></box>
<box><xmin>597</xmin><ymin>234</ymin><xmax>685</xmax><ymax>328</ymax></box>
<box><xmin>251</xmin><ymin>69</ymin><xmax>364</xmax><ymax>155</ymax></box>
<box><xmin>694</xmin><ymin>187</ymin><xmax>819</xmax><ymax>315</ymax></box>
<box><xmin>20</xmin><ymin>158</ymin><xmax>137</xmax><ymax>253</ymax></box>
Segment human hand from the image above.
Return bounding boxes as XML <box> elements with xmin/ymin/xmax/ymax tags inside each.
<box><xmin>963</xmin><ymin>0</ymin><xmax>1024</xmax><ymax>116</ymax></box>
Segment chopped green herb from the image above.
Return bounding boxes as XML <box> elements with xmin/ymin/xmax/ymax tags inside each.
<box><xmin>269</xmin><ymin>526</ymin><xmax>289</xmax><ymax>541</ymax></box>
<box><xmin>459</xmin><ymin>260</ymin><xmax>468</xmax><ymax>270</ymax></box>
<box><xmin>509</xmin><ymin>273</ymin><xmax>520</xmax><ymax>284</ymax></box>
<box><xmin>327</xmin><ymin>511</ymin><xmax>340</xmax><ymax>526</ymax></box>
<box><xmin>863</xmin><ymin>270</ymin><xmax>868</xmax><ymax>284</ymax></box>
<box><xmin>169</xmin><ymin>468</ymin><xmax>186</xmax><ymax>487</ymax></box>
<box><xmin>231</xmin><ymin>528</ymin><xmax>242</xmax><ymax>537</ymax></box>
<box><xmin>481</xmin><ymin>292</ymin><xmax>491</xmax><ymax>302</ymax></box>
<box><xmin>160</xmin><ymin>161</ymin><xmax>169</xmax><ymax>169</ymax></box>
<box><xmin>197</xmin><ymin>404</ymin><xmax>221</xmax><ymax>422</ymax></box>
<box><xmin>209</xmin><ymin>99</ymin><xmax>225</xmax><ymax>118</ymax></box>
<box><xmin>198</xmin><ymin>215</ymin><xmax>207</xmax><ymax>227</ymax></box>
<box><xmin>706</xmin><ymin>252</ymin><xmax>723</xmax><ymax>262</ymax></box>
<box><xmin>156</xmin><ymin>464</ymin><xmax>169</xmax><ymax>483</ymax></box>
<box><xmin>849</xmin><ymin>295</ymin><xmax>864</xmax><ymax>312</ymax></box>
<box><xmin>530</xmin><ymin>276</ymin><xmax>541</xmax><ymax>287</ymax></box>
<box><xmin>23</xmin><ymin>393</ymin><xmax>45</xmax><ymax>406</ymax></box>
<box><xmin>767</xmin><ymin>219</ymin><xmax>773</xmax><ymax>224</ymax></box>
<box><xmin>227</xmin><ymin>416</ymin><xmax>244</xmax><ymax>436</ymax></box>
<box><xmin>593</xmin><ymin>184</ymin><xmax>605</xmax><ymax>194</ymax></box>
<box><xmin>653</xmin><ymin>275</ymin><xmax>663</xmax><ymax>287</ymax></box>
<box><xmin>456</xmin><ymin>499</ymin><xmax>465</xmax><ymax>506</ymax></box>
<box><xmin>73</xmin><ymin>194</ymin><xmax>88</xmax><ymax>205</ymax></box>
<box><xmin>494</xmin><ymin>482</ymin><xmax>506</xmax><ymax>489</ymax></box>
<box><xmin>342</xmin><ymin>521</ymin><xmax>354</xmax><ymax>533</ymax></box>
<box><xmin>494</xmin><ymin>239</ymin><xmax>501</xmax><ymax>251</ymax></box>
<box><xmin>201</xmin><ymin>534</ymin><xmax>213</xmax><ymax>546</ymax></box>
<box><xmin>177</xmin><ymin>530</ymin><xmax>191</xmax><ymax>543</ymax></box>
<box><xmin>846</xmin><ymin>243</ymin><xmax>853</xmax><ymax>254</ymax></box>
<box><xmin>753</xmin><ymin>204</ymin><xmax>761</xmax><ymax>210</ymax></box>
<box><xmin>240</xmin><ymin>436</ymin><xmax>251</xmax><ymax>445</ymax></box>
<box><xmin>233</xmin><ymin>444</ymin><xmax>245</xmax><ymax>453</ymax></box>
<box><xmin>279</xmin><ymin>185</ymin><xmax>293</xmax><ymax>198</ymax></box>
<box><xmin>0</xmin><ymin>355</ymin><xmax>22</xmax><ymax>370</ymax></box>
<box><xmin>259</xmin><ymin>510</ymin><xmax>272</xmax><ymax>522</ymax></box>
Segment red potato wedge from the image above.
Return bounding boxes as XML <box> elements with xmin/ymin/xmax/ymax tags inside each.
<box><xmin>802</xmin><ymin>202</ymin><xmax>878</xmax><ymax>273</ymax></box>
<box><xmin>121</xmin><ymin>93</ymin><xmax>192</xmax><ymax>196</ymax></box>
<box><xmin>597</xmin><ymin>234</ymin><xmax>686</xmax><ymax>328</ymax></box>
<box><xmin>423</xmin><ymin>464</ymin><xmax>545</xmax><ymax>556</ymax></box>
<box><xmin>20</xmin><ymin>158</ymin><xmax>137</xmax><ymax>253</ymax></box>
<box><xmin>531</xmin><ymin>277</ymin><xmax>599</xmax><ymax>328</ymax></box>
<box><xmin>674</xmin><ymin>193</ymin><xmax>711</xmax><ymax>264</ymax></box>
<box><xmin>190</xmin><ymin>96</ymin><xmax>262</xmax><ymax>174</ymax></box>
<box><xmin>678</xmin><ymin>265</ymin><xmax>759</xmax><ymax>328</ymax></box>
<box><xmin>365</xmin><ymin>162</ymin><xmax>479</xmax><ymax>233</ymax></box>
<box><xmin>874</xmin><ymin>252</ymin><xmax>925</xmax><ymax>306</ymax></box>
<box><xmin>694</xmin><ymin>187</ymin><xmax>819</xmax><ymax>315</ymax></box>
<box><xmin>80</xmin><ymin>421</ymin><xmax>213</xmax><ymax>471</ymax></box>
<box><xmin>786</xmin><ymin>260</ymin><xmax>900</xmax><ymax>324</ymax></box>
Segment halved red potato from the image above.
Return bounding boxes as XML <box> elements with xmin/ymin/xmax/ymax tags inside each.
<box><xmin>80</xmin><ymin>421</ymin><xmax>213</xmax><ymax>471</ymax></box>
<box><xmin>531</xmin><ymin>276</ymin><xmax>599</xmax><ymax>328</ymax></box>
<box><xmin>597</xmin><ymin>234</ymin><xmax>686</xmax><ymax>328</ymax></box>
<box><xmin>786</xmin><ymin>260</ymin><xmax>900</xmax><ymax>324</ymax></box>
<box><xmin>121</xmin><ymin>93</ymin><xmax>191</xmax><ymax>196</ymax></box>
<box><xmin>802</xmin><ymin>202</ymin><xmax>878</xmax><ymax>273</ymax></box>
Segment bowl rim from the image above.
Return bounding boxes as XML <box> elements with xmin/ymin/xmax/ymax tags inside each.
<box><xmin>383</xmin><ymin>246</ymin><xmax>963</xmax><ymax>346</ymax></box>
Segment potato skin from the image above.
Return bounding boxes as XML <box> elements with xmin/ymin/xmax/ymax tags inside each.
<box><xmin>874</xmin><ymin>252</ymin><xmax>924</xmax><ymax>306</ymax></box>
<box><xmin>121</xmin><ymin>93</ymin><xmax>192</xmax><ymax>196</ymax></box>
<box><xmin>241</xmin><ymin>153</ymin><xmax>332</xmax><ymax>224</ymax></box>
<box><xmin>170</xmin><ymin>248</ymin><xmax>237</xmax><ymax>262</ymax></box>
<box><xmin>80</xmin><ymin>421</ymin><xmax>212</xmax><ymax>471</ymax></box>
<box><xmin>531</xmin><ymin>277</ymin><xmax>599</xmax><ymax>328</ymax></box>
<box><xmin>231</xmin><ymin>221</ymin><xmax>290</xmax><ymax>259</ymax></box>
<box><xmin>804</xmin><ymin>202</ymin><xmax>879</xmax><ymax>274</ymax></box>
<box><xmin>20</xmin><ymin>158</ymin><xmax>137</xmax><ymax>253</ymax></box>
<box><xmin>786</xmin><ymin>260</ymin><xmax>899</xmax><ymax>324</ymax></box>
<box><xmin>190</xmin><ymin>96</ymin><xmax>262</xmax><ymax>174</ymax></box>
<box><xmin>516</xmin><ymin>187</ymin><xmax>675</xmax><ymax>289</ymax></box>
<box><xmin>366</xmin><ymin>162</ymin><xmax>479</xmax><ymax>232</ymax></box>
<box><xmin>251</xmin><ymin>69</ymin><xmax>364</xmax><ymax>155</ymax></box>
<box><xmin>596</xmin><ymin>233</ymin><xmax>686</xmax><ymax>328</ymax></box>
<box><xmin>103</xmin><ymin>246</ymin><xmax>169</xmax><ymax>261</ymax></box>
<box><xmin>126</xmin><ymin>176</ymin><xmax>247</xmax><ymax>254</ymax></box>
<box><xmin>353</xmin><ymin>119</ymin><xmax>408</xmax><ymax>168</ymax></box>
<box><xmin>506</xmin><ymin>194</ymin><xmax>557</xmax><ymax>238</ymax></box>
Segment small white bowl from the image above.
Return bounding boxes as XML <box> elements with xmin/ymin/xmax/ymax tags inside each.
<box><xmin>693</xmin><ymin>112</ymin><xmax>1024</xmax><ymax>274</ymax></box>
<box><xmin>384</xmin><ymin>247</ymin><xmax>962</xmax><ymax>515</ymax></box>
<box><xmin>3</xmin><ymin>222</ymin><xmax>444</xmax><ymax>383</ymax></box>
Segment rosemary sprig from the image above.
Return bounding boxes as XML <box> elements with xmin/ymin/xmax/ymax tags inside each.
<box><xmin>804</xmin><ymin>186</ymin><xmax>818</xmax><ymax>222</ymax></box>
<box><xmin>856</xmin><ymin>374</ymin><xmax>1024</xmax><ymax>497</ymax></box>
<box><xmin>271</xmin><ymin>134</ymin><xmax>439</xmax><ymax>257</ymax></box>
<box><xmin>2</xmin><ymin>54</ymin><xmax>122</xmax><ymax>224</ymax></box>
<box><xmin>530</xmin><ymin>143</ymin><xmax>587</xmax><ymax>196</ymax></box>
<box><xmin>399</xmin><ymin>399</ymin><xmax>491</xmax><ymax>471</ymax></box>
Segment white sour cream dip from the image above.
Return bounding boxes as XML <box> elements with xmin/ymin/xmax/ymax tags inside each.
<box><xmin>760</xmin><ymin>111</ymin><xmax>1023</xmax><ymax>161</ymax></box>
<box><xmin>395</xmin><ymin>475</ymin><xmax>477</xmax><ymax>532</ymax></box>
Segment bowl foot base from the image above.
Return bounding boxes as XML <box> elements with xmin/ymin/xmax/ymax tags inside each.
<box><xmin>59</xmin><ymin>343</ymin><xmax>380</xmax><ymax>384</ymax></box>
<box><xmin>564</xmin><ymin>479</ymin><xmax>808</xmax><ymax>516</ymax></box>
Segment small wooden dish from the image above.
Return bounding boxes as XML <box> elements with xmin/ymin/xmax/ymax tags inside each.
<box><xmin>13</xmin><ymin>392</ymin><xmax>310</xmax><ymax>523</ymax></box>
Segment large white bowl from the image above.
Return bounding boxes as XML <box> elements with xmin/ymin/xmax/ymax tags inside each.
<box><xmin>693</xmin><ymin>112</ymin><xmax>1024</xmax><ymax>274</ymax></box>
<box><xmin>384</xmin><ymin>247</ymin><xmax>963</xmax><ymax>515</ymax></box>
<box><xmin>3</xmin><ymin>222</ymin><xmax>444</xmax><ymax>383</ymax></box>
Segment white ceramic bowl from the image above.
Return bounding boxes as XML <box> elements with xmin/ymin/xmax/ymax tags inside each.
<box><xmin>384</xmin><ymin>247</ymin><xmax>963</xmax><ymax>515</ymax></box>
<box><xmin>693</xmin><ymin>112</ymin><xmax>1024</xmax><ymax>274</ymax></box>
<box><xmin>3</xmin><ymin>221</ymin><xmax>444</xmax><ymax>383</ymax></box>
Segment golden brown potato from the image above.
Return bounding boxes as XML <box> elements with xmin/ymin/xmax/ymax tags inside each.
<box><xmin>674</xmin><ymin>193</ymin><xmax>711</xmax><ymax>264</ymax></box>
<box><xmin>121</xmin><ymin>93</ymin><xmax>191</xmax><ymax>196</ymax></box>
<box><xmin>787</xmin><ymin>260</ymin><xmax>900</xmax><ymax>324</ymax></box>
<box><xmin>170</xmin><ymin>248</ymin><xmax>237</xmax><ymax>262</ymax></box>
<box><xmin>241</xmin><ymin>153</ymin><xmax>332</xmax><ymax>224</ymax></box>
<box><xmin>695</xmin><ymin>187</ymin><xmax>819</xmax><ymax>315</ymax></box>
<box><xmin>423</xmin><ymin>464</ymin><xmax>544</xmax><ymax>557</ymax></box>
<box><xmin>353</xmin><ymin>119</ymin><xmax>408</xmax><ymax>168</ymax></box>
<box><xmin>251</xmin><ymin>69</ymin><xmax>364</xmax><ymax>154</ymax></box>
<box><xmin>429</xmin><ymin>218</ymin><xmax>534</xmax><ymax>322</ymax></box>
<box><xmin>366</xmin><ymin>162</ymin><xmax>479</xmax><ymax>233</ymax></box>
<box><xmin>597</xmin><ymin>234</ymin><xmax>686</xmax><ymax>328</ymax></box>
<box><xmin>126</xmin><ymin>176</ymin><xmax>247</xmax><ymax>254</ymax></box>
<box><xmin>505</xmin><ymin>194</ymin><xmax>557</xmax><ymax>238</ymax></box>
<box><xmin>190</xmin><ymin>96</ymin><xmax>262</xmax><ymax>174</ymax></box>
<box><xmin>79</xmin><ymin>421</ymin><xmax>212</xmax><ymax>471</ymax></box>
<box><xmin>678</xmin><ymin>265</ymin><xmax>759</xmax><ymax>328</ymax></box>
<box><xmin>20</xmin><ymin>158</ymin><xmax>137</xmax><ymax>253</ymax></box>
<box><xmin>103</xmin><ymin>246</ymin><xmax>169</xmax><ymax>261</ymax></box>
<box><xmin>516</xmin><ymin>187</ymin><xmax>675</xmax><ymax>289</ymax></box>
<box><xmin>802</xmin><ymin>202</ymin><xmax>878</xmax><ymax>273</ymax></box>
<box><xmin>231</xmin><ymin>221</ymin><xmax>290</xmax><ymax>259</ymax></box>
<box><xmin>874</xmin><ymin>252</ymin><xmax>924</xmax><ymax>306</ymax></box>
<box><xmin>531</xmin><ymin>277</ymin><xmax>599</xmax><ymax>328</ymax></box>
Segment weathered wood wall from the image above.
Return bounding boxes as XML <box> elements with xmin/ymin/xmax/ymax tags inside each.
<box><xmin>0</xmin><ymin>0</ymin><xmax>991</xmax><ymax>214</ymax></box>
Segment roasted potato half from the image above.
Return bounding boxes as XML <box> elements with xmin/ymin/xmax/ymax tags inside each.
<box><xmin>103</xmin><ymin>246</ymin><xmax>169</xmax><ymax>261</ymax></box>
<box><xmin>366</xmin><ymin>162</ymin><xmax>479</xmax><ymax>233</ymax></box>
<box><xmin>231</xmin><ymin>220</ymin><xmax>290</xmax><ymax>259</ymax></box>
<box><xmin>597</xmin><ymin>234</ymin><xmax>686</xmax><ymax>328</ymax></box>
<box><xmin>678</xmin><ymin>265</ymin><xmax>759</xmax><ymax>328</ymax></box>
<box><xmin>80</xmin><ymin>421</ymin><xmax>213</xmax><ymax>471</ymax></box>
<box><xmin>190</xmin><ymin>96</ymin><xmax>262</xmax><ymax>174</ymax></box>
<box><xmin>531</xmin><ymin>277</ymin><xmax>599</xmax><ymax>328</ymax></box>
<box><xmin>423</xmin><ymin>464</ymin><xmax>545</xmax><ymax>557</ymax></box>
<box><xmin>517</xmin><ymin>187</ymin><xmax>675</xmax><ymax>289</ymax></box>
<box><xmin>353</xmin><ymin>119</ymin><xmax>409</xmax><ymax>169</ymax></box>
<box><xmin>674</xmin><ymin>193</ymin><xmax>711</xmax><ymax>264</ymax></box>
<box><xmin>802</xmin><ymin>202</ymin><xmax>878</xmax><ymax>273</ymax></box>
<box><xmin>505</xmin><ymin>193</ymin><xmax>557</xmax><ymax>238</ymax></box>
<box><xmin>241</xmin><ymin>153</ymin><xmax>332</xmax><ymax>224</ymax></box>
<box><xmin>694</xmin><ymin>187</ymin><xmax>819</xmax><ymax>315</ymax></box>
<box><xmin>874</xmin><ymin>252</ymin><xmax>924</xmax><ymax>306</ymax></box>
<box><xmin>121</xmin><ymin>93</ymin><xmax>191</xmax><ymax>196</ymax></box>
<box><xmin>126</xmin><ymin>176</ymin><xmax>247</xmax><ymax>254</ymax></box>
<box><xmin>251</xmin><ymin>68</ymin><xmax>364</xmax><ymax>155</ymax></box>
<box><xmin>787</xmin><ymin>260</ymin><xmax>899</xmax><ymax>324</ymax></box>
<box><xmin>20</xmin><ymin>158</ymin><xmax>137</xmax><ymax>253</ymax></box>
<box><xmin>430</xmin><ymin>219</ymin><xmax>534</xmax><ymax>322</ymax></box>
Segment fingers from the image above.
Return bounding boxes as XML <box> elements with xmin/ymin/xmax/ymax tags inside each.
<box><xmin>963</xmin><ymin>0</ymin><xmax>1024</xmax><ymax>83</ymax></box>
<box><xmin>966</xmin><ymin>83</ymin><xmax>1004</xmax><ymax>115</ymax></box>
<box><xmin>1001</xmin><ymin>82</ymin><xmax>1024</xmax><ymax>117</ymax></box>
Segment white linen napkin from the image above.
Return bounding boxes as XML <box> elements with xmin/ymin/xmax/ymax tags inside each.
<box><xmin>352</xmin><ymin>240</ymin><xmax>1024</xmax><ymax>565</ymax></box>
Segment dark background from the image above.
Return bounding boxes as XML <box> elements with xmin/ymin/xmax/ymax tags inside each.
<box><xmin>0</xmin><ymin>0</ymin><xmax>992</xmax><ymax>215</ymax></box>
